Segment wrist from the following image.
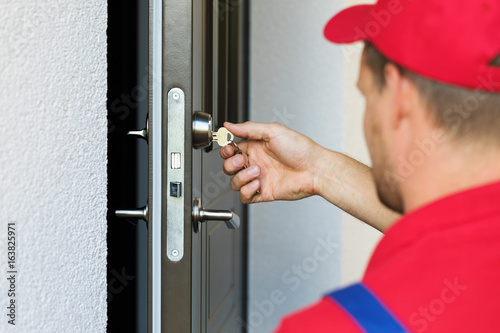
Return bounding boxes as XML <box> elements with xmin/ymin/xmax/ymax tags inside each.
<box><xmin>310</xmin><ymin>147</ymin><xmax>343</xmax><ymax>198</ymax></box>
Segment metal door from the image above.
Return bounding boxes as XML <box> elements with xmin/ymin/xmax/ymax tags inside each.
<box><xmin>196</xmin><ymin>1</ymin><xmax>248</xmax><ymax>331</ymax></box>
<box><xmin>147</xmin><ymin>0</ymin><xmax>248</xmax><ymax>331</ymax></box>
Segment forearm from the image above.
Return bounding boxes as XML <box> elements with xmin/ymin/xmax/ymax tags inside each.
<box><xmin>312</xmin><ymin>148</ymin><xmax>400</xmax><ymax>233</ymax></box>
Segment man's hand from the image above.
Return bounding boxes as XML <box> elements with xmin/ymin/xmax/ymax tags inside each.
<box><xmin>220</xmin><ymin>121</ymin><xmax>323</xmax><ymax>204</ymax></box>
<box><xmin>220</xmin><ymin>121</ymin><xmax>401</xmax><ymax>232</ymax></box>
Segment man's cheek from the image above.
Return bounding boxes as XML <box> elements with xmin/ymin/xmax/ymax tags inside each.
<box><xmin>363</xmin><ymin>109</ymin><xmax>371</xmax><ymax>141</ymax></box>
<box><xmin>363</xmin><ymin>107</ymin><xmax>376</xmax><ymax>143</ymax></box>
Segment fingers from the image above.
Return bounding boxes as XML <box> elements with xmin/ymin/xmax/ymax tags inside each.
<box><xmin>223</xmin><ymin>159</ymin><xmax>261</xmax><ymax>204</ymax></box>
<box><xmin>229</xmin><ymin>165</ymin><xmax>260</xmax><ymax>191</ymax></box>
<box><xmin>223</xmin><ymin>153</ymin><xmax>249</xmax><ymax>175</ymax></box>
<box><xmin>224</xmin><ymin>121</ymin><xmax>277</xmax><ymax>141</ymax></box>
<box><xmin>240</xmin><ymin>179</ymin><xmax>261</xmax><ymax>204</ymax></box>
<box><xmin>220</xmin><ymin>145</ymin><xmax>234</xmax><ymax>159</ymax></box>
<box><xmin>220</xmin><ymin>141</ymin><xmax>250</xmax><ymax>159</ymax></box>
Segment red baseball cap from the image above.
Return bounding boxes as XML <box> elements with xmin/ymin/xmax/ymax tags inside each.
<box><xmin>324</xmin><ymin>0</ymin><xmax>500</xmax><ymax>92</ymax></box>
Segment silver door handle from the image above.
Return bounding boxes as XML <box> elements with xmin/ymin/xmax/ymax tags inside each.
<box><xmin>127</xmin><ymin>115</ymin><xmax>149</xmax><ymax>141</ymax></box>
<box><xmin>116</xmin><ymin>205</ymin><xmax>148</xmax><ymax>222</ymax></box>
<box><xmin>115</xmin><ymin>115</ymin><xmax>149</xmax><ymax>225</ymax></box>
<box><xmin>192</xmin><ymin>197</ymin><xmax>240</xmax><ymax>232</ymax></box>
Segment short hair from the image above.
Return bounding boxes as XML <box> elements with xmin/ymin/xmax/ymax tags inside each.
<box><xmin>364</xmin><ymin>42</ymin><xmax>500</xmax><ymax>146</ymax></box>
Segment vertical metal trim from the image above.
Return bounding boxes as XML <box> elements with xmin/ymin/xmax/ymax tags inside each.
<box><xmin>212</xmin><ymin>0</ymin><xmax>219</xmax><ymax>126</ymax></box>
<box><xmin>152</xmin><ymin>0</ymin><xmax>162</xmax><ymax>330</ymax></box>
<box><xmin>160</xmin><ymin>0</ymin><xmax>193</xmax><ymax>330</ymax></box>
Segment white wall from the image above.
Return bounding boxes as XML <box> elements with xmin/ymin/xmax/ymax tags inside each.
<box><xmin>0</xmin><ymin>1</ymin><xmax>108</xmax><ymax>331</ymax></box>
<box><xmin>340</xmin><ymin>0</ymin><xmax>382</xmax><ymax>286</ymax></box>
<box><xmin>249</xmin><ymin>0</ymin><xmax>381</xmax><ymax>331</ymax></box>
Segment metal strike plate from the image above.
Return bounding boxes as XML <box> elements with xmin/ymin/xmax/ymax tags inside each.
<box><xmin>166</xmin><ymin>88</ymin><xmax>185</xmax><ymax>262</ymax></box>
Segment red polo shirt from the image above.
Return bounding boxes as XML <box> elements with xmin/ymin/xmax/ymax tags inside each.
<box><xmin>275</xmin><ymin>180</ymin><xmax>500</xmax><ymax>332</ymax></box>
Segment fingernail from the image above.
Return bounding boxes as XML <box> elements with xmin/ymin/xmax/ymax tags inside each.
<box><xmin>233</xmin><ymin>155</ymin><xmax>244</xmax><ymax>167</ymax></box>
<box><xmin>221</xmin><ymin>146</ymin><xmax>228</xmax><ymax>158</ymax></box>
<box><xmin>248</xmin><ymin>165</ymin><xmax>259</xmax><ymax>177</ymax></box>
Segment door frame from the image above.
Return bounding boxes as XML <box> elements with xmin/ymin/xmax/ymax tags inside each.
<box><xmin>149</xmin><ymin>0</ymin><xmax>195</xmax><ymax>331</ymax></box>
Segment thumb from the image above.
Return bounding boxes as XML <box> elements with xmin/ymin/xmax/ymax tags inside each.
<box><xmin>224</xmin><ymin>121</ymin><xmax>272</xmax><ymax>141</ymax></box>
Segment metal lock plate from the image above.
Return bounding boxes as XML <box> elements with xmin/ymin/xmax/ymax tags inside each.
<box><xmin>166</xmin><ymin>88</ymin><xmax>185</xmax><ymax>262</ymax></box>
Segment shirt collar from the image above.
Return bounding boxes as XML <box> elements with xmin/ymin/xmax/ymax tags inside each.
<box><xmin>365</xmin><ymin>180</ymin><xmax>500</xmax><ymax>274</ymax></box>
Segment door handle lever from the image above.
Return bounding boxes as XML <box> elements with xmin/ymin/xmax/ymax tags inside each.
<box><xmin>115</xmin><ymin>205</ymin><xmax>148</xmax><ymax>226</ymax></box>
<box><xmin>127</xmin><ymin>115</ymin><xmax>149</xmax><ymax>141</ymax></box>
<box><xmin>192</xmin><ymin>197</ymin><xmax>240</xmax><ymax>232</ymax></box>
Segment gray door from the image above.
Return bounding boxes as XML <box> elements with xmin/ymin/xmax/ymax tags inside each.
<box><xmin>197</xmin><ymin>1</ymin><xmax>248</xmax><ymax>330</ymax></box>
<box><xmin>147</xmin><ymin>0</ymin><xmax>248</xmax><ymax>331</ymax></box>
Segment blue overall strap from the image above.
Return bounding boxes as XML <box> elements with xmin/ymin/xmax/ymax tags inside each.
<box><xmin>327</xmin><ymin>283</ymin><xmax>408</xmax><ymax>333</ymax></box>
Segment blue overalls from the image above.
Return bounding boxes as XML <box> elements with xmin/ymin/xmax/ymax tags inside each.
<box><xmin>327</xmin><ymin>283</ymin><xmax>410</xmax><ymax>333</ymax></box>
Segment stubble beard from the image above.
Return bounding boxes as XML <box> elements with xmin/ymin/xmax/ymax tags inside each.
<box><xmin>373</xmin><ymin>161</ymin><xmax>404</xmax><ymax>214</ymax></box>
<box><xmin>370</xmin><ymin>143</ymin><xmax>405</xmax><ymax>214</ymax></box>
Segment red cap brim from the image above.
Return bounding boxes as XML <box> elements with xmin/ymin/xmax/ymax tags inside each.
<box><xmin>324</xmin><ymin>5</ymin><xmax>373</xmax><ymax>44</ymax></box>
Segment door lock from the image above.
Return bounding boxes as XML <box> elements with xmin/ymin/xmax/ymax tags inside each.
<box><xmin>192</xmin><ymin>111</ymin><xmax>213</xmax><ymax>149</ymax></box>
<box><xmin>192</xmin><ymin>197</ymin><xmax>240</xmax><ymax>232</ymax></box>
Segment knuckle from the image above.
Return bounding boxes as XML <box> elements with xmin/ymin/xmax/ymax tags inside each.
<box><xmin>240</xmin><ymin>185</ymin><xmax>254</xmax><ymax>203</ymax></box>
<box><xmin>230</xmin><ymin>177</ymin><xmax>240</xmax><ymax>191</ymax></box>
<box><xmin>268</xmin><ymin>122</ymin><xmax>283</xmax><ymax>135</ymax></box>
<box><xmin>240</xmin><ymin>193</ymin><xmax>250</xmax><ymax>204</ymax></box>
<box><xmin>223</xmin><ymin>160</ymin><xmax>235</xmax><ymax>175</ymax></box>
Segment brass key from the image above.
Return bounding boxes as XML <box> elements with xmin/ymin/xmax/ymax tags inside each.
<box><xmin>213</xmin><ymin>127</ymin><xmax>249</xmax><ymax>168</ymax></box>
<box><xmin>212</xmin><ymin>127</ymin><xmax>234</xmax><ymax>147</ymax></box>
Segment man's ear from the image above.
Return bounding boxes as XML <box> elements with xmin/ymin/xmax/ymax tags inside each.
<box><xmin>384</xmin><ymin>63</ymin><xmax>412</xmax><ymax>131</ymax></box>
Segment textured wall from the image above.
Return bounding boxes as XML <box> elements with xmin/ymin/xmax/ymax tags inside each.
<box><xmin>0</xmin><ymin>1</ymin><xmax>108</xmax><ymax>331</ymax></box>
<box><xmin>249</xmin><ymin>0</ymin><xmax>381</xmax><ymax>331</ymax></box>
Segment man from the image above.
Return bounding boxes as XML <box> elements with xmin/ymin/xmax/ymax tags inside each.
<box><xmin>221</xmin><ymin>0</ymin><xmax>500</xmax><ymax>331</ymax></box>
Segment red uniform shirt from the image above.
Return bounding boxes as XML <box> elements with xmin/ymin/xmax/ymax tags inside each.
<box><xmin>275</xmin><ymin>180</ymin><xmax>500</xmax><ymax>332</ymax></box>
